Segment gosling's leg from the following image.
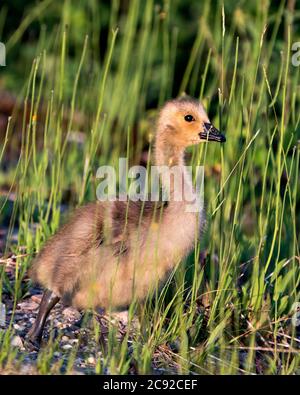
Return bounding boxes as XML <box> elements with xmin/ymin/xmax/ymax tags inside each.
<box><xmin>25</xmin><ymin>289</ymin><xmax>60</xmax><ymax>351</ymax></box>
<box><xmin>95</xmin><ymin>308</ymin><xmax>108</xmax><ymax>349</ymax></box>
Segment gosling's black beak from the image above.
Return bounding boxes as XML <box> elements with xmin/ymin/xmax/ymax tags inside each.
<box><xmin>199</xmin><ymin>122</ymin><xmax>226</xmax><ymax>143</ymax></box>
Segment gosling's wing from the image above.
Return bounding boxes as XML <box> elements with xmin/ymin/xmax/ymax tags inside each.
<box><xmin>109</xmin><ymin>198</ymin><xmax>168</xmax><ymax>256</ymax></box>
<box><xmin>112</xmin><ymin>198</ymin><xmax>167</xmax><ymax>229</ymax></box>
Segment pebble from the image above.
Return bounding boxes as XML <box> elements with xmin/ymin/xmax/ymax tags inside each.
<box><xmin>19</xmin><ymin>365</ymin><xmax>37</xmax><ymax>375</ymax></box>
<box><xmin>113</xmin><ymin>311</ymin><xmax>129</xmax><ymax>325</ymax></box>
<box><xmin>13</xmin><ymin>314</ymin><xmax>23</xmax><ymax>320</ymax></box>
<box><xmin>0</xmin><ymin>303</ymin><xmax>6</xmax><ymax>328</ymax></box>
<box><xmin>62</xmin><ymin>307</ymin><xmax>81</xmax><ymax>321</ymax></box>
<box><xmin>17</xmin><ymin>301</ymin><xmax>39</xmax><ymax>311</ymax></box>
<box><xmin>62</xmin><ymin>344</ymin><xmax>73</xmax><ymax>351</ymax></box>
<box><xmin>13</xmin><ymin>323</ymin><xmax>25</xmax><ymax>331</ymax></box>
<box><xmin>87</xmin><ymin>356</ymin><xmax>95</xmax><ymax>364</ymax></box>
<box><xmin>61</xmin><ymin>335</ymin><xmax>69</xmax><ymax>342</ymax></box>
<box><xmin>11</xmin><ymin>335</ymin><xmax>24</xmax><ymax>348</ymax></box>
<box><xmin>31</xmin><ymin>295</ymin><xmax>42</xmax><ymax>304</ymax></box>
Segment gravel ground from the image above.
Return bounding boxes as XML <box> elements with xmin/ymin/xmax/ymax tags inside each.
<box><xmin>2</xmin><ymin>290</ymin><xmax>135</xmax><ymax>374</ymax></box>
<box><xmin>0</xmin><ymin>255</ymin><xmax>144</xmax><ymax>375</ymax></box>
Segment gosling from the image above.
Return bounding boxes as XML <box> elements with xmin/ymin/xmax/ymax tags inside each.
<box><xmin>26</xmin><ymin>97</ymin><xmax>226</xmax><ymax>349</ymax></box>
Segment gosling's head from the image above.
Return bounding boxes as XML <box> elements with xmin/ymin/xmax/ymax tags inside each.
<box><xmin>157</xmin><ymin>96</ymin><xmax>226</xmax><ymax>148</ymax></box>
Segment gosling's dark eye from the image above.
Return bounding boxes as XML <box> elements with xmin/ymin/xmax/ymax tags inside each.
<box><xmin>184</xmin><ymin>114</ymin><xmax>194</xmax><ymax>122</ymax></box>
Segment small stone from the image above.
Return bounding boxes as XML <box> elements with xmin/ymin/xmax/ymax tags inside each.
<box><xmin>0</xmin><ymin>303</ymin><xmax>6</xmax><ymax>327</ymax></box>
<box><xmin>113</xmin><ymin>310</ymin><xmax>128</xmax><ymax>325</ymax></box>
<box><xmin>61</xmin><ymin>336</ymin><xmax>69</xmax><ymax>342</ymax></box>
<box><xmin>87</xmin><ymin>356</ymin><xmax>95</xmax><ymax>364</ymax></box>
<box><xmin>62</xmin><ymin>307</ymin><xmax>81</xmax><ymax>321</ymax></box>
<box><xmin>31</xmin><ymin>295</ymin><xmax>42</xmax><ymax>304</ymax></box>
<box><xmin>53</xmin><ymin>351</ymin><xmax>61</xmax><ymax>357</ymax></box>
<box><xmin>62</xmin><ymin>344</ymin><xmax>73</xmax><ymax>351</ymax></box>
<box><xmin>64</xmin><ymin>330</ymin><xmax>75</xmax><ymax>339</ymax></box>
<box><xmin>13</xmin><ymin>323</ymin><xmax>25</xmax><ymax>331</ymax></box>
<box><xmin>11</xmin><ymin>335</ymin><xmax>23</xmax><ymax>348</ymax></box>
<box><xmin>19</xmin><ymin>365</ymin><xmax>37</xmax><ymax>375</ymax></box>
<box><xmin>17</xmin><ymin>301</ymin><xmax>38</xmax><ymax>311</ymax></box>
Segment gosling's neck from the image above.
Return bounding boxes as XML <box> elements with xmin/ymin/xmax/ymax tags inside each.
<box><xmin>154</xmin><ymin>132</ymin><xmax>194</xmax><ymax>204</ymax></box>
<box><xmin>155</xmin><ymin>138</ymin><xmax>185</xmax><ymax>167</ymax></box>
